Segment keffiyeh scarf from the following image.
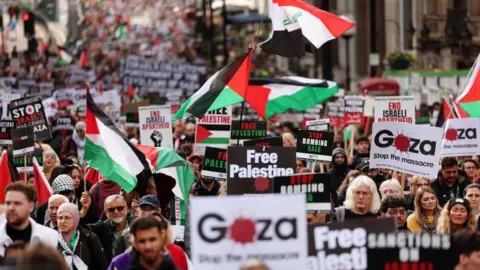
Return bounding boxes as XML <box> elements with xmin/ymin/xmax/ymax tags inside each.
<box><xmin>59</xmin><ymin>230</ymin><xmax>88</xmax><ymax>270</ymax></box>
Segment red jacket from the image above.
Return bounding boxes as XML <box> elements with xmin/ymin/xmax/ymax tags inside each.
<box><xmin>167</xmin><ymin>243</ymin><xmax>189</xmax><ymax>270</ymax></box>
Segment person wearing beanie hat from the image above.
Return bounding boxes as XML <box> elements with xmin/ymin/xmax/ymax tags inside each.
<box><xmin>327</xmin><ymin>148</ymin><xmax>350</xmax><ymax>193</ymax></box>
<box><xmin>437</xmin><ymin>198</ymin><xmax>477</xmax><ymax>234</ymax></box>
<box><xmin>57</xmin><ymin>203</ymin><xmax>107</xmax><ymax>270</ymax></box>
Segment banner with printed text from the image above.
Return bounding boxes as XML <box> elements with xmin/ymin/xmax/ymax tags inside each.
<box><xmin>8</xmin><ymin>96</ymin><xmax>51</xmax><ymax>141</ymax></box>
<box><xmin>243</xmin><ymin>136</ymin><xmax>283</xmax><ymax>147</ymax></box>
<box><xmin>227</xmin><ymin>146</ymin><xmax>296</xmax><ymax>195</ymax></box>
<box><xmin>194</xmin><ymin>107</ymin><xmax>232</xmax><ymax>155</ymax></box>
<box><xmin>374</xmin><ymin>96</ymin><xmax>415</xmax><ymax>123</ymax></box>
<box><xmin>296</xmin><ymin>130</ymin><xmax>334</xmax><ymax>162</ymax></box>
<box><xmin>201</xmin><ymin>147</ymin><xmax>227</xmax><ymax>181</ymax></box>
<box><xmin>370</xmin><ymin>122</ymin><xmax>443</xmax><ymax>178</ymax></box>
<box><xmin>230</xmin><ymin>120</ymin><xmax>267</xmax><ymax>145</ymax></box>
<box><xmin>139</xmin><ymin>105</ymin><xmax>173</xmax><ymax>148</ymax></box>
<box><xmin>51</xmin><ymin>116</ymin><xmax>76</xmax><ymax>137</ymax></box>
<box><xmin>0</xmin><ymin>120</ymin><xmax>14</xmax><ymax>145</ymax></box>
<box><xmin>441</xmin><ymin>118</ymin><xmax>480</xmax><ymax>157</ymax></box>
<box><xmin>327</xmin><ymin>102</ymin><xmax>344</xmax><ymax>128</ymax></box>
<box><xmin>305</xmin><ymin>119</ymin><xmax>330</xmax><ymax>132</ymax></box>
<box><xmin>11</xmin><ymin>127</ymin><xmax>35</xmax><ymax>157</ymax></box>
<box><xmin>344</xmin><ymin>96</ymin><xmax>364</xmax><ymax>126</ymax></box>
<box><xmin>190</xmin><ymin>194</ymin><xmax>307</xmax><ymax>270</ymax></box>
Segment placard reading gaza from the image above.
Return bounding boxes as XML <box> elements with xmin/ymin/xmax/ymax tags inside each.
<box><xmin>201</xmin><ymin>147</ymin><xmax>227</xmax><ymax>180</ymax></box>
<box><xmin>374</xmin><ymin>96</ymin><xmax>415</xmax><ymax>123</ymax></box>
<box><xmin>190</xmin><ymin>194</ymin><xmax>307</xmax><ymax>270</ymax></box>
<box><xmin>296</xmin><ymin>130</ymin><xmax>334</xmax><ymax>162</ymax></box>
<box><xmin>273</xmin><ymin>173</ymin><xmax>332</xmax><ymax>211</ymax></box>
<box><xmin>230</xmin><ymin>120</ymin><xmax>267</xmax><ymax>144</ymax></box>
<box><xmin>243</xmin><ymin>136</ymin><xmax>283</xmax><ymax>147</ymax></box>
<box><xmin>138</xmin><ymin>105</ymin><xmax>173</xmax><ymax>148</ymax></box>
<box><xmin>227</xmin><ymin>146</ymin><xmax>296</xmax><ymax>195</ymax></box>
<box><xmin>441</xmin><ymin>118</ymin><xmax>480</xmax><ymax>157</ymax></box>
<box><xmin>8</xmin><ymin>96</ymin><xmax>51</xmax><ymax>141</ymax></box>
<box><xmin>370</xmin><ymin>122</ymin><xmax>443</xmax><ymax>178</ymax></box>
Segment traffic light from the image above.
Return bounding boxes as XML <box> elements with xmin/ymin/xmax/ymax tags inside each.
<box><xmin>23</xmin><ymin>12</ymin><xmax>35</xmax><ymax>37</ymax></box>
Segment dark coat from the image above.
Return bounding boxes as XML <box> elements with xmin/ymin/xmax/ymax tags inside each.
<box><xmin>34</xmin><ymin>194</ymin><xmax>99</xmax><ymax>226</ymax></box>
<box><xmin>59</xmin><ymin>227</ymin><xmax>108</xmax><ymax>270</ymax></box>
<box><xmin>431</xmin><ymin>170</ymin><xmax>471</xmax><ymax>207</ymax></box>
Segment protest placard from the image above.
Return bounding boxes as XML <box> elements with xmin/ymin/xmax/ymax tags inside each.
<box><xmin>138</xmin><ymin>105</ymin><xmax>173</xmax><ymax>148</ymax></box>
<box><xmin>11</xmin><ymin>127</ymin><xmax>35</xmax><ymax>157</ymax></box>
<box><xmin>273</xmin><ymin>173</ymin><xmax>332</xmax><ymax>211</ymax></box>
<box><xmin>344</xmin><ymin>96</ymin><xmax>365</xmax><ymax>125</ymax></box>
<box><xmin>51</xmin><ymin>116</ymin><xmax>76</xmax><ymax>137</ymax></box>
<box><xmin>201</xmin><ymin>147</ymin><xmax>227</xmax><ymax>181</ymax></box>
<box><xmin>230</xmin><ymin>120</ymin><xmax>267</xmax><ymax>145</ymax></box>
<box><xmin>415</xmin><ymin>109</ymin><xmax>430</xmax><ymax>125</ymax></box>
<box><xmin>307</xmin><ymin>219</ymin><xmax>396</xmax><ymax>270</ymax></box>
<box><xmin>375</xmin><ymin>96</ymin><xmax>415</xmax><ymax>123</ymax></box>
<box><xmin>327</xmin><ymin>102</ymin><xmax>341</xmax><ymax>128</ymax></box>
<box><xmin>121</xmin><ymin>57</ymin><xmax>207</xmax><ymax>94</ymax></box>
<box><xmin>1</xmin><ymin>92</ymin><xmax>21</xmax><ymax>119</ymax></box>
<box><xmin>194</xmin><ymin>107</ymin><xmax>232</xmax><ymax>155</ymax></box>
<box><xmin>8</xmin><ymin>96</ymin><xmax>51</xmax><ymax>141</ymax></box>
<box><xmin>190</xmin><ymin>194</ymin><xmax>307</xmax><ymax>270</ymax></box>
<box><xmin>370</xmin><ymin>122</ymin><xmax>443</xmax><ymax>178</ymax></box>
<box><xmin>296</xmin><ymin>130</ymin><xmax>334</xmax><ymax>162</ymax></box>
<box><xmin>9</xmin><ymin>148</ymin><xmax>43</xmax><ymax>174</ymax></box>
<box><xmin>441</xmin><ymin>118</ymin><xmax>480</xmax><ymax>157</ymax></box>
<box><xmin>243</xmin><ymin>136</ymin><xmax>283</xmax><ymax>147</ymax></box>
<box><xmin>126</xmin><ymin>112</ymin><xmax>139</xmax><ymax>128</ymax></box>
<box><xmin>0</xmin><ymin>120</ymin><xmax>14</xmax><ymax>145</ymax></box>
<box><xmin>227</xmin><ymin>146</ymin><xmax>296</xmax><ymax>195</ymax></box>
<box><xmin>305</xmin><ymin>119</ymin><xmax>330</xmax><ymax>132</ymax></box>
<box><xmin>363</xmin><ymin>95</ymin><xmax>375</xmax><ymax>117</ymax></box>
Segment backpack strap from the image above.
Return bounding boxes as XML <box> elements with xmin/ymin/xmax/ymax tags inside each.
<box><xmin>335</xmin><ymin>206</ymin><xmax>346</xmax><ymax>223</ymax></box>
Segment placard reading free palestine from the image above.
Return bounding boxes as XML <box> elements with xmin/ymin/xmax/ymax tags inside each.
<box><xmin>230</xmin><ymin>120</ymin><xmax>267</xmax><ymax>144</ymax></box>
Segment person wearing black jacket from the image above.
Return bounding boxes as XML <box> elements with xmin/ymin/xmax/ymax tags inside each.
<box><xmin>431</xmin><ymin>157</ymin><xmax>471</xmax><ymax>207</ymax></box>
<box><xmin>327</xmin><ymin>148</ymin><xmax>350</xmax><ymax>192</ymax></box>
<box><xmin>349</xmin><ymin>136</ymin><xmax>370</xmax><ymax>169</ymax></box>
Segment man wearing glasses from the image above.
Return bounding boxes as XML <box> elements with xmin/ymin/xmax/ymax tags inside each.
<box><xmin>380</xmin><ymin>196</ymin><xmax>409</xmax><ymax>230</ymax></box>
<box><xmin>86</xmin><ymin>194</ymin><xmax>132</xmax><ymax>264</ymax></box>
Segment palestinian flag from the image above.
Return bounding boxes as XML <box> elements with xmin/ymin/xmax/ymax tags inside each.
<box><xmin>57</xmin><ymin>47</ymin><xmax>72</xmax><ymax>65</ymax></box>
<box><xmin>248</xmin><ymin>76</ymin><xmax>339</xmax><ymax>119</ymax></box>
<box><xmin>260</xmin><ymin>0</ymin><xmax>355</xmax><ymax>57</ymax></box>
<box><xmin>84</xmin><ymin>90</ymin><xmax>152</xmax><ymax>193</ymax></box>
<box><xmin>436</xmin><ymin>96</ymin><xmax>456</xmax><ymax>127</ymax></box>
<box><xmin>456</xmin><ymin>54</ymin><xmax>480</xmax><ymax>117</ymax></box>
<box><xmin>0</xmin><ymin>150</ymin><xmax>13</xmax><ymax>203</ymax></box>
<box><xmin>173</xmin><ymin>49</ymin><xmax>256</xmax><ymax>121</ymax></box>
<box><xmin>33</xmin><ymin>157</ymin><xmax>52</xmax><ymax>205</ymax></box>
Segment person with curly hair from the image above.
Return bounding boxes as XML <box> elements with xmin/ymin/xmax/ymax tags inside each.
<box><xmin>406</xmin><ymin>187</ymin><xmax>442</xmax><ymax>232</ymax></box>
<box><xmin>437</xmin><ymin>198</ymin><xmax>477</xmax><ymax>234</ymax></box>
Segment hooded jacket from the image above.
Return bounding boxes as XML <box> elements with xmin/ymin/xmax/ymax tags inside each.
<box><xmin>431</xmin><ymin>170</ymin><xmax>470</xmax><ymax>207</ymax></box>
<box><xmin>327</xmin><ymin>148</ymin><xmax>350</xmax><ymax>192</ymax></box>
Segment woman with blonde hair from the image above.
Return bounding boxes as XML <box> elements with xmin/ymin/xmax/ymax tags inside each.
<box><xmin>437</xmin><ymin>198</ymin><xmax>476</xmax><ymax>234</ymax></box>
<box><xmin>407</xmin><ymin>186</ymin><xmax>442</xmax><ymax>232</ymax></box>
<box><xmin>405</xmin><ymin>176</ymin><xmax>430</xmax><ymax>210</ymax></box>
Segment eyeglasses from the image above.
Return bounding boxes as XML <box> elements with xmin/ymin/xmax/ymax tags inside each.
<box><xmin>107</xmin><ymin>206</ymin><xmax>126</xmax><ymax>213</ymax></box>
<box><xmin>387</xmin><ymin>210</ymin><xmax>406</xmax><ymax>216</ymax></box>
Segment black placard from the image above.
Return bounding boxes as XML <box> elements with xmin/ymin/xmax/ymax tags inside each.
<box><xmin>243</xmin><ymin>136</ymin><xmax>283</xmax><ymax>147</ymax></box>
<box><xmin>9</xmin><ymin>148</ymin><xmax>43</xmax><ymax>175</ymax></box>
<box><xmin>230</xmin><ymin>120</ymin><xmax>267</xmax><ymax>142</ymax></box>
<box><xmin>201</xmin><ymin>147</ymin><xmax>227</xmax><ymax>180</ymax></box>
<box><xmin>126</xmin><ymin>112</ymin><xmax>139</xmax><ymax>127</ymax></box>
<box><xmin>0</xmin><ymin>120</ymin><xmax>15</xmax><ymax>145</ymax></box>
<box><xmin>8</xmin><ymin>96</ymin><xmax>52</xmax><ymax>141</ymax></box>
<box><xmin>416</xmin><ymin>109</ymin><xmax>430</xmax><ymax>125</ymax></box>
<box><xmin>51</xmin><ymin>116</ymin><xmax>76</xmax><ymax>137</ymax></box>
<box><xmin>11</xmin><ymin>127</ymin><xmax>35</xmax><ymax>157</ymax></box>
<box><xmin>227</xmin><ymin>146</ymin><xmax>296</xmax><ymax>195</ymax></box>
<box><xmin>296</xmin><ymin>130</ymin><xmax>334</xmax><ymax>162</ymax></box>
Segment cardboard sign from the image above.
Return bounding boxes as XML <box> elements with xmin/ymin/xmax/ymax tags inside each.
<box><xmin>201</xmin><ymin>147</ymin><xmax>227</xmax><ymax>181</ymax></box>
<box><xmin>8</xmin><ymin>96</ymin><xmax>51</xmax><ymax>141</ymax></box>
<box><xmin>296</xmin><ymin>130</ymin><xmax>334</xmax><ymax>162</ymax></box>
<box><xmin>305</xmin><ymin>119</ymin><xmax>330</xmax><ymax>132</ymax></box>
<box><xmin>243</xmin><ymin>136</ymin><xmax>283</xmax><ymax>147</ymax></box>
<box><xmin>138</xmin><ymin>105</ymin><xmax>173</xmax><ymax>148</ymax></box>
<box><xmin>374</xmin><ymin>96</ymin><xmax>415</xmax><ymax>123</ymax></box>
<box><xmin>344</xmin><ymin>96</ymin><xmax>365</xmax><ymax>125</ymax></box>
<box><xmin>0</xmin><ymin>120</ymin><xmax>14</xmax><ymax>145</ymax></box>
<box><xmin>441</xmin><ymin>118</ymin><xmax>480</xmax><ymax>157</ymax></box>
<box><xmin>11</xmin><ymin>127</ymin><xmax>35</xmax><ymax>157</ymax></box>
<box><xmin>327</xmin><ymin>102</ymin><xmax>342</xmax><ymax>128</ymax></box>
<box><xmin>1</xmin><ymin>92</ymin><xmax>21</xmax><ymax>119</ymax></box>
<box><xmin>307</xmin><ymin>219</ymin><xmax>396</xmax><ymax>270</ymax></box>
<box><xmin>230</xmin><ymin>120</ymin><xmax>267</xmax><ymax>145</ymax></box>
<box><xmin>194</xmin><ymin>107</ymin><xmax>232</xmax><ymax>155</ymax></box>
<box><xmin>51</xmin><ymin>116</ymin><xmax>76</xmax><ymax>137</ymax></box>
<box><xmin>415</xmin><ymin>109</ymin><xmax>430</xmax><ymax>125</ymax></box>
<box><xmin>227</xmin><ymin>146</ymin><xmax>296</xmax><ymax>195</ymax></box>
<box><xmin>9</xmin><ymin>148</ymin><xmax>43</xmax><ymax>174</ymax></box>
<box><xmin>273</xmin><ymin>173</ymin><xmax>332</xmax><ymax>211</ymax></box>
<box><xmin>190</xmin><ymin>194</ymin><xmax>307</xmax><ymax>270</ymax></box>
<box><xmin>370</xmin><ymin>122</ymin><xmax>443</xmax><ymax>178</ymax></box>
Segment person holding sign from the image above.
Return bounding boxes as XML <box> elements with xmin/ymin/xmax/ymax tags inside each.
<box><xmin>437</xmin><ymin>198</ymin><xmax>476</xmax><ymax>234</ymax></box>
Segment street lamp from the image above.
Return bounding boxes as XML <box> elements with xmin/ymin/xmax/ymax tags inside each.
<box><xmin>340</xmin><ymin>15</ymin><xmax>356</xmax><ymax>92</ymax></box>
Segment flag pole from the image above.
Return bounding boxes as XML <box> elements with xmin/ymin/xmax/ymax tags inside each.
<box><xmin>23</xmin><ymin>154</ymin><xmax>27</xmax><ymax>181</ymax></box>
<box><xmin>237</xmin><ymin>101</ymin><xmax>245</xmax><ymax>146</ymax></box>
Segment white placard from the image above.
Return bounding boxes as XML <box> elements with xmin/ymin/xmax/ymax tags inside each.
<box><xmin>370</xmin><ymin>122</ymin><xmax>443</xmax><ymax>178</ymax></box>
<box><xmin>1</xmin><ymin>92</ymin><xmax>21</xmax><ymax>119</ymax></box>
<box><xmin>374</xmin><ymin>96</ymin><xmax>415</xmax><ymax>124</ymax></box>
<box><xmin>305</xmin><ymin>119</ymin><xmax>330</xmax><ymax>131</ymax></box>
<box><xmin>194</xmin><ymin>106</ymin><xmax>232</xmax><ymax>155</ymax></box>
<box><xmin>441</xmin><ymin>118</ymin><xmax>480</xmax><ymax>157</ymax></box>
<box><xmin>190</xmin><ymin>194</ymin><xmax>307</xmax><ymax>270</ymax></box>
<box><xmin>139</xmin><ymin>105</ymin><xmax>173</xmax><ymax>148</ymax></box>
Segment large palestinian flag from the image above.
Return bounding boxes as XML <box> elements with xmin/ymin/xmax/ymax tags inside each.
<box><xmin>248</xmin><ymin>76</ymin><xmax>339</xmax><ymax>119</ymax></box>
<box><xmin>172</xmin><ymin>49</ymin><xmax>255</xmax><ymax>121</ymax></box>
<box><xmin>260</xmin><ymin>0</ymin><xmax>355</xmax><ymax>57</ymax></box>
<box><xmin>84</xmin><ymin>90</ymin><xmax>151</xmax><ymax>193</ymax></box>
<box><xmin>456</xmin><ymin>54</ymin><xmax>480</xmax><ymax>117</ymax></box>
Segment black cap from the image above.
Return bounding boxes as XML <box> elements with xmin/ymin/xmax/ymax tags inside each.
<box><xmin>356</xmin><ymin>158</ymin><xmax>370</xmax><ymax>172</ymax></box>
<box><xmin>139</xmin><ymin>195</ymin><xmax>161</xmax><ymax>209</ymax></box>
